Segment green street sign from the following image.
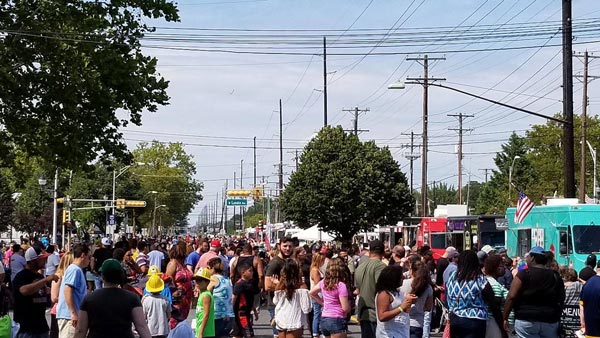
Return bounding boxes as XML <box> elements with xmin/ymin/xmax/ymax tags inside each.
<box><xmin>227</xmin><ymin>198</ymin><xmax>247</xmax><ymax>206</ymax></box>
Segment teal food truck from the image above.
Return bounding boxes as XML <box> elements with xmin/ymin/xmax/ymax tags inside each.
<box><xmin>506</xmin><ymin>199</ymin><xmax>600</xmax><ymax>272</ymax></box>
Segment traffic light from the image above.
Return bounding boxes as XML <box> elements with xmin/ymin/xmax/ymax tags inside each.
<box><xmin>252</xmin><ymin>186</ymin><xmax>264</xmax><ymax>200</ymax></box>
<box><xmin>56</xmin><ymin>197</ymin><xmax>64</xmax><ymax>204</ymax></box>
<box><xmin>116</xmin><ymin>199</ymin><xmax>126</xmax><ymax>209</ymax></box>
<box><xmin>227</xmin><ymin>190</ymin><xmax>251</xmax><ymax>197</ymax></box>
<box><xmin>124</xmin><ymin>200</ymin><xmax>146</xmax><ymax>208</ymax></box>
<box><xmin>62</xmin><ymin>209</ymin><xmax>70</xmax><ymax>223</ymax></box>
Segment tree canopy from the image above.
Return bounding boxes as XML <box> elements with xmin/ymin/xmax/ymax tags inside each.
<box><xmin>0</xmin><ymin>0</ymin><xmax>179</xmax><ymax>169</ymax></box>
<box><xmin>280</xmin><ymin>126</ymin><xmax>413</xmax><ymax>242</ymax></box>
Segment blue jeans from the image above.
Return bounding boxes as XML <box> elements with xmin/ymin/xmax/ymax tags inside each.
<box><xmin>449</xmin><ymin>313</ymin><xmax>486</xmax><ymax>338</ymax></box>
<box><xmin>410</xmin><ymin>326</ymin><xmax>424</xmax><ymax>338</ymax></box>
<box><xmin>268</xmin><ymin>308</ymin><xmax>277</xmax><ymax>336</ymax></box>
<box><xmin>16</xmin><ymin>332</ymin><xmax>49</xmax><ymax>338</ymax></box>
<box><xmin>312</xmin><ymin>300</ymin><xmax>322</xmax><ymax>336</ymax></box>
<box><xmin>94</xmin><ymin>275</ymin><xmax>103</xmax><ymax>290</ymax></box>
<box><xmin>514</xmin><ymin>319</ymin><xmax>559</xmax><ymax>338</ymax></box>
<box><xmin>215</xmin><ymin>317</ymin><xmax>233</xmax><ymax>338</ymax></box>
<box><xmin>320</xmin><ymin>317</ymin><xmax>347</xmax><ymax>336</ymax></box>
<box><xmin>359</xmin><ymin>321</ymin><xmax>377</xmax><ymax>338</ymax></box>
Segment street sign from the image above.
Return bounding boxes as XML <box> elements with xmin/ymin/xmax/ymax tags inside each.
<box><xmin>227</xmin><ymin>198</ymin><xmax>247</xmax><ymax>206</ymax></box>
<box><xmin>108</xmin><ymin>214</ymin><xmax>116</xmax><ymax>226</ymax></box>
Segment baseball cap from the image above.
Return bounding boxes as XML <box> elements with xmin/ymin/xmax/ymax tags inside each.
<box><xmin>24</xmin><ymin>247</ymin><xmax>49</xmax><ymax>262</ymax></box>
<box><xmin>193</xmin><ymin>268</ymin><xmax>212</xmax><ymax>281</ymax></box>
<box><xmin>497</xmin><ymin>247</ymin><xmax>507</xmax><ymax>254</ymax></box>
<box><xmin>445</xmin><ymin>246</ymin><xmax>457</xmax><ymax>255</ymax></box>
<box><xmin>99</xmin><ymin>259</ymin><xmax>123</xmax><ymax>275</ymax></box>
<box><xmin>528</xmin><ymin>246</ymin><xmax>545</xmax><ymax>255</ymax></box>
<box><xmin>369</xmin><ymin>240</ymin><xmax>384</xmax><ymax>252</ymax></box>
<box><xmin>210</xmin><ymin>239</ymin><xmax>221</xmax><ymax>248</ymax></box>
<box><xmin>586</xmin><ymin>254</ymin><xmax>597</xmax><ymax>267</ymax></box>
<box><xmin>320</xmin><ymin>246</ymin><xmax>328</xmax><ymax>254</ymax></box>
<box><xmin>579</xmin><ymin>266</ymin><xmax>596</xmax><ymax>282</ymax></box>
<box><xmin>477</xmin><ymin>250</ymin><xmax>488</xmax><ymax>261</ymax></box>
<box><xmin>101</xmin><ymin>237</ymin><xmax>113</xmax><ymax>246</ymax></box>
<box><xmin>481</xmin><ymin>245</ymin><xmax>495</xmax><ymax>254</ymax></box>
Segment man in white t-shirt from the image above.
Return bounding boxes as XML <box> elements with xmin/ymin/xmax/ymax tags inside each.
<box><xmin>45</xmin><ymin>245</ymin><xmax>60</xmax><ymax>277</ymax></box>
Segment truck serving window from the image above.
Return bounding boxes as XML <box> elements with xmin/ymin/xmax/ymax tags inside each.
<box><xmin>430</xmin><ymin>233</ymin><xmax>446</xmax><ymax>249</ymax></box>
<box><xmin>573</xmin><ymin>225</ymin><xmax>600</xmax><ymax>254</ymax></box>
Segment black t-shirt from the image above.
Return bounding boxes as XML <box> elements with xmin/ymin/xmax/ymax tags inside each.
<box><xmin>435</xmin><ymin>257</ymin><xmax>449</xmax><ymax>286</ymax></box>
<box><xmin>80</xmin><ymin>287</ymin><xmax>142</xmax><ymax>338</ymax></box>
<box><xmin>12</xmin><ymin>269</ymin><xmax>49</xmax><ymax>333</ymax></box>
<box><xmin>233</xmin><ymin>279</ymin><xmax>255</xmax><ymax>314</ymax></box>
<box><xmin>265</xmin><ymin>256</ymin><xmax>285</xmax><ymax>306</ymax></box>
<box><xmin>233</xmin><ymin>256</ymin><xmax>260</xmax><ymax>293</ymax></box>
<box><xmin>514</xmin><ymin>267</ymin><xmax>565</xmax><ymax>323</ymax></box>
<box><xmin>92</xmin><ymin>247</ymin><xmax>113</xmax><ymax>273</ymax></box>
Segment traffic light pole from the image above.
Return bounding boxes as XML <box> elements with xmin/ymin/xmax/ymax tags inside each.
<box><xmin>52</xmin><ymin>168</ymin><xmax>58</xmax><ymax>245</ymax></box>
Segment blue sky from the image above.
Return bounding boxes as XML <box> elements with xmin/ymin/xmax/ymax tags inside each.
<box><xmin>122</xmin><ymin>0</ymin><xmax>600</xmax><ymax>224</ymax></box>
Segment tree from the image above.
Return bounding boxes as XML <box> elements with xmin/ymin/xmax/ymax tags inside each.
<box><xmin>462</xmin><ymin>180</ymin><xmax>485</xmax><ymax>212</ymax></box>
<box><xmin>0</xmin><ymin>1</ymin><xmax>179</xmax><ymax>169</ymax></box>
<box><xmin>281</xmin><ymin>126</ymin><xmax>413</xmax><ymax>242</ymax></box>
<box><xmin>132</xmin><ymin>141</ymin><xmax>203</xmax><ymax>229</ymax></box>
<box><xmin>476</xmin><ymin>133</ymin><xmax>536</xmax><ymax>214</ymax></box>
<box><xmin>428</xmin><ymin>182</ymin><xmax>457</xmax><ymax>211</ymax></box>
<box><xmin>0</xmin><ymin>171</ymin><xmax>14</xmax><ymax>232</ymax></box>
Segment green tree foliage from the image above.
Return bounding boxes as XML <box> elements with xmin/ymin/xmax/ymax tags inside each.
<box><xmin>428</xmin><ymin>182</ymin><xmax>457</xmax><ymax>211</ymax></box>
<box><xmin>476</xmin><ymin>133</ymin><xmax>536</xmax><ymax>214</ymax></box>
<box><xmin>0</xmin><ymin>171</ymin><xmax>15</xmax><ymax>232</ymax></box>
<box><xmin>280</xmin><ymin>126</ymin><xmax>413</xmax><ymax>242</ymax></box>
<box><xmin>0</xmin><ymin>1</ymin><xmax>179</xmax><ymax>169</ymax></box>
<box><xmin>133</xmin><ymin>141</ymin><xmax>203</xmax><ymax>228</ymax></box>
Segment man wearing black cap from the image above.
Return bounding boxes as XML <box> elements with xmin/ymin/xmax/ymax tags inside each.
<box><xmin>354</xmin><ymin>240</ymin><xmax>386</xmax><ymax>338</ymax></box>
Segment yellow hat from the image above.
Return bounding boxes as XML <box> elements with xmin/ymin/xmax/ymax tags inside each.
<box><xmin>193</xmin><ymin>268</ymin><xmax>212</xmax><ymax>281</ymax></box>
<box><xmin>146</xmin><ymin>274</ymin><xmax>165</xmax><ymax>293</ymax></box>
<box><xmin>147</xmin><ymin>265</ymin><xmax>161</xmax><ymax>275</ymax></box>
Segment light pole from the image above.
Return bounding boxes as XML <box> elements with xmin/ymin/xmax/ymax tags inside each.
<box><xmin>586</xmin><ymin>141</ymin><xmax>597</xmax><ymax>203</ymax></box>
<box><xmin>112</xmin><ymin>162</ymin><xmax>146</xmax><ymax>215</ymax></box>
<box><xmin>508</xmin><ymin>155</ymin><xmax>521</xmax><ymax>204</ymax></box>
<box><xmin>153</xmin><ymin>204</ymin><xmax>166</xmax><ymax>236</ymax></box>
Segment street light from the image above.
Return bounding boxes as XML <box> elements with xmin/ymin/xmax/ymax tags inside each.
<box><xmin>38</xmin><ymin>175</ymin><xmax>47</xmax><ymax>186</ymax></box>
<box><xmin>508</xmin><ymin>155</ymin><xmax>521</xmax><ymax>204</ymax></box>
<box><xmin>586</xmin><ymin>141</ymin><xmax>597</xmax><ymax>203</ymax></box>
<box><xmin>112</xmin><ymin>162</ymin><xmax>146</xmax><ymax>215</ymax></box>
<box><xmin>153</xmin><ymin>204</ymin><xmax>166</xmax><ymax>236</ymax></box>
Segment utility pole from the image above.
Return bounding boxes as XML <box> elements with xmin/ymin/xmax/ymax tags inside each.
<box><xmin>401</xmin><ymin>131</ymin><xmax>421</xmax><ymax>194</ymax></box>
<box><xmin>233</xmin><ymin>171</ymin><xmax>236</xmax><ymax>230</ymax></box>
<box><xmin>575</xmin><ymin>51</ymin><xmax>600</xmax><ymax>202</ymax></box>
<box><xmin>221</xmin><ymin>180</ymin><xmax>228</xmax><ymax>234</ymax></box>
<box><xmin>241</xmin><ymin>159</ymin><xmax>244</xmax><ymax>230</ymax></box>
<box><xmin>562</xmin><ymin>0</ymin><xmax>575</xmax><ymax>198</ymax></box>
<box><xmin>448</xmin><ymin>113</ymin><xmax>473</xmax><ymax>204</ymax></box>
<box><xmin>342</xmin><ymin>107</ymin><xmax>370</xmax><ymax>136</ymax></box>
<box><xmin>407</xmin><ymin>54</ymin><xmax>445</xmax><ymax>216</ymax></box>
<box><xmin>253</xmin><ymin>136</ymin><xmax>257</xmax><ymax>187</ymax></box>
<box><xmin>279</xmin><ymin>99</ymin><xmax>284</xmax><ymax>196</ymax></box>
<box><xmin>479</xmin><ymin>168</ymin><xmax>494</xmax><ymax>183</ymax></box>
<box><xmin>323</xmin><ymin>36</ymin><xmax>328</xmax><ymax>127</ymax></box>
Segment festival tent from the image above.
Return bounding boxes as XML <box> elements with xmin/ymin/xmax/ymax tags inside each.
<box><xmin>292</xmin><ymin>225</ymin><xmax>335</xmax><ymax>242</ymax></box>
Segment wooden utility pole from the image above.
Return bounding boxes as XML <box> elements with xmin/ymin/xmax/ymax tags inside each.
<box><xmin>401</xmin><ymin>131</ymin><xmax>421</xmax><ymax>194</ymax></box>
<box><xmin>479</xmin><ymin>168</ymin><xmax>493</xmax><ymax>183</ymax></box>
<box><xmin>449</xmin><ymin>113</ymin><xmax>473</xmax><ymax>204</ymax></box>
<box><xmin>562</xmin><ymin>0</ymin><xmax>575</xmax><ymax>198</ymax></box>
<box><xmin>323</xmin><ymin>36</ymin><xmax>328</xmax><ymax>127</ymax></box>
<box><xmin>279</xmin><ymin>99</ymin><xmax>284</xmax><ymax>196</ymax></box>
<box><xmin>342</xmin><ymin>107</ymin><xmax>370</xmax><ymax>136</ymax></box>
<box><xmin>253</xmin><ymin>136</ymin><xmax>257</xmax><ymax>187</ymax></box>
<box><xmin>575</xmin><ymin>51</ymin><xmax>600</xmax><ymax>202</ymax></box>
<box><xmin>407</xmin><ymin>55</ymin><xmax>445</xmax><ymax>216</ymax></box>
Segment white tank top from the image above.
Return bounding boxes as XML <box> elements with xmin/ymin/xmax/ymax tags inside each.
<box><xmin>375</xmin><ymin>290</ymin><xmax>410</xmax><ymax>338</ymax></box>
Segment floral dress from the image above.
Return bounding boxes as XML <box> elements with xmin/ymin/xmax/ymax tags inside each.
<box><xmin>169</xmin><ymin>261</ymin><xmax>193</xmax><ymax>328</ymax></box>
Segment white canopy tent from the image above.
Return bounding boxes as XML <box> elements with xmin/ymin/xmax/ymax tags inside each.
<box><xmin>292</xmin><ymin>225</ymin><xmax>335</xmax><ymax>242</ymax></box>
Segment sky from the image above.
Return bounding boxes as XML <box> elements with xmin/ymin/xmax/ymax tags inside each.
<box><xmin>121</xmin><ymin>0</ymin><xmax>600</xmax><ymax>225</ymax></box>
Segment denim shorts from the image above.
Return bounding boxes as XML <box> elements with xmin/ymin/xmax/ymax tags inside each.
<box><xmin>320</xmin><ymin>317</ymin><xmax>347</xmax><ymax>336</ymax></box>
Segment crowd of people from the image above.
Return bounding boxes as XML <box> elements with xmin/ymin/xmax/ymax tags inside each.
<box><xmin>0</xmin><ymin>235</ymin><xmax>598</xmax><ymax>338</ymax></box>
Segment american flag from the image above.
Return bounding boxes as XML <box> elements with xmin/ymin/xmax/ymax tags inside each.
<box><xmin>515</xmin><ymin>191</ymin><xmax>534</xmax><ymax>224</ymax></box>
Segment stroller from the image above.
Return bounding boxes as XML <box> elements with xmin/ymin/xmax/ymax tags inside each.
<box><xmin>431</xmin><ymin>296</ymin><xmax>449</xmax><ymax>334</ymax></box>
